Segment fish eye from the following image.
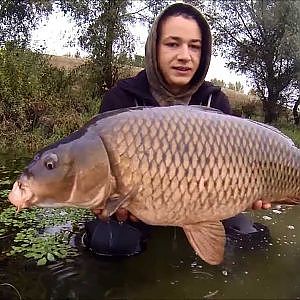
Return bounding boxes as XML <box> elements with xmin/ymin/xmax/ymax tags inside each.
<box><xmin>45</xmin><ymin>160</ymin><xmax>55</xmax><ymax>170</ymax></box>
<box><xmin>44</xmin><ymin>153</ymin><xmax>58</xmax><ymax>170</ymax></box>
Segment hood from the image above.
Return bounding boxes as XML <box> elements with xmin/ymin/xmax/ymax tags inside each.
<box><xmin>145</xmin><ymin>2</ymin><xmax>212</xmax><ymax>106</ymax></box>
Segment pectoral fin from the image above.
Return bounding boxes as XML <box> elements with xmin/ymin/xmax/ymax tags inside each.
<box><xmin>183</xmin><ymin>221</ymin><xmax>225</xmax><ymax>265</ymax></box>
<box><xmin>101</xmin><ymin>196</ymin><xmax>126</xmax><ymax>217</ymax></box>
<box><xmin>101</xmin><ymin>187</ymin><xmax>139</xmax><ymax>217</ymax></box>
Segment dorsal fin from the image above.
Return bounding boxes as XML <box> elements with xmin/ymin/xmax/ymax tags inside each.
<box><xmin>88</xmin><ymin>106</ymin><xmax>155</xmax><ymax>124</ymax></box>
<box><xmin>189</xmin><ymin>104</ymin><xmax>224</xmax><ymax>114</ymax></box>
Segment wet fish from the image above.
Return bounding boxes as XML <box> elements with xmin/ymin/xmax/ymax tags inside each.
<box><xmin>8</xmin><ymin>106</ymin><xmax>300</xmax><ymax>265</ymax></box>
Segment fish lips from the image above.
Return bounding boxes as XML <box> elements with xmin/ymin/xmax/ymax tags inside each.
<box><xmin>8</xmin><ymin>181</ymin><xmax>35</xmax><ymax>211</ymax></box>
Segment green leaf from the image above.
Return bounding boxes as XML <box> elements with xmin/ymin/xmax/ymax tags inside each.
<box><xmin>37</xmin><ymin>257</ymin><xmax>47</xmax><ymax>266</ymax></box>
<box><xmin>47</xmin><ymin>253</ymin><xmax>55</xmax><ymax>262</ymax></box>
<box><xmin>0</xmin><ymin>180</ymin><xmax>11</xmax><ymax>185</ymax></box>
<box><xmin>33</xmin><ymin>253</ymin><xmax>44</xmax><ymax>259</ymax></box>
<box><xmin>24</xmin><ymin>253</ymin><xmax>35</xmax><ymax>258</ymax></box>
<box><xmin>52</xmin><ymin>251</ymin><xmax>60</xmax><ymax>257</ymax></box>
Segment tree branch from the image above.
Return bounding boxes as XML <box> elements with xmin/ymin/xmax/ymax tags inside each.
<box><xmin>231</xmin><ymin>1</ymin><xmax>256</xmax><ymax>42</ymax></box>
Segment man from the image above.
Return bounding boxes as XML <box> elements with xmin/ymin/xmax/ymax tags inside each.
<box><xmin>84</xmin><ymin>2</ymin><xmax>270</xmax><ymax>258</ymax></box>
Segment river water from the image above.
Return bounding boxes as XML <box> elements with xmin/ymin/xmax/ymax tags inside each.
<box><xmin>1</xmin><ymin>152</ymin><xmax>300</xmax><ymax>300</ymax></box>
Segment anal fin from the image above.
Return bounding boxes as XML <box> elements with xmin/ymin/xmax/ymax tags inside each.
<box><xmin>183</xmin><ymin>221</ymin><xmax>225</xmax><ymax>265</ymax></box>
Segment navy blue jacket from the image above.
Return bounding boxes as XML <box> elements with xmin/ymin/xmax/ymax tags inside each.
<box><xmin>100</xmin><ymin>70</ymin><xmax>232</xmax><ymax>114</ymax></box>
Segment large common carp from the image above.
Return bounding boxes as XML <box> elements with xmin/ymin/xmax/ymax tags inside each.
<box><xmin>8</xmin><ymin>106</ymin><xmax>300</xmax><ymax>265</ymax></box>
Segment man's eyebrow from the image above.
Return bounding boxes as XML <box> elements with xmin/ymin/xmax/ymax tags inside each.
<box><xmin>165</xmin><ymin>36</ymin><xmax>201</xmax><ymax>43</ymax></box>
<box><xmin>190</xmin><ymin>39</ymin><xmax>201</xmax><ymax>43</ymax></box>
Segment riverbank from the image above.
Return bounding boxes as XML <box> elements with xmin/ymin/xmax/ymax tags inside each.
<box><xmin>1</xmin><ymin>48</ymin><xmax>299</xmax><ymax>153</ymax></box>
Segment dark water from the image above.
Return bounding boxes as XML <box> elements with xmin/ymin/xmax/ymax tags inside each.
<box><xmin>1</xmin><ymin>153</ymin><xmax>300</xmax><ymax>300</ymax></box>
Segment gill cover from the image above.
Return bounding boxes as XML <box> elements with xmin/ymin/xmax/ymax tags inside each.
<box><xmin>66</xmin><ymin>133</ymin><xmax>113</xmax><ymax>208</ymax></box>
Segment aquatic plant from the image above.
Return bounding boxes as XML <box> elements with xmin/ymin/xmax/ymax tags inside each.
<box><xmin>0</xmin><ymin>206</ymin><xmax>94</xmax><ymax>265</ymax></box>
<box><xmin>7</xmin><ymin>228</ymin><xmax>77</xmax><ymax>266</ymax></box>
<box><xmin>0</xmin><ymin>178</ymin><xmax>11</xmax><ymax>198</ymax></box>
<box><xmin>0</xmin><ymin>189</ymin><xmax>10</xmax><ymax>198</ymax></box>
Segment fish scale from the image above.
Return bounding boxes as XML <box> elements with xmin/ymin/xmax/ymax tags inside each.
<box><xmin>8</xmin><ymin>105</ymin><xmax>300</xmax><ymax>265</ymax></box>
<box><xmin>96</xmin><ymin>107</ymin><xmax>300</xmax><ymax>224</ymax></box>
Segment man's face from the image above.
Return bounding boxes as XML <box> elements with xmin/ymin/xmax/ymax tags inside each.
<box><xmin>157</xmin><ymin>15</ymin><xmax>202</xmax><ymax>94</ymax></box>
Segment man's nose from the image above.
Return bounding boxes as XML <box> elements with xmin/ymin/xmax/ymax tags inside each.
<box><xmin>177</xmin><ymin>44</ymin><xmax>191</xmax><ymax>61</ymax></box>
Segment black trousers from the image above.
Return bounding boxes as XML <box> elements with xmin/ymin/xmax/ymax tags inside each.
<box><xmin>83</xmin><ymin>213</ymin><xmax>263</xmax><ymax>257</ymax></box>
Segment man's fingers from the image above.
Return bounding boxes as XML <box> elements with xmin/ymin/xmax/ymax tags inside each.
<box><xmin>116</xmin><ymin>208</ymin><xmax>140</xmax><ymax>222</ymax></box>
<box><xmin>252</xmin><ymin>200</ymin><xmax>262</xmax><ymax>210</ymax></box>
<box><xmin>129</xmin><ymin>214</ymin><xmax>139</xmax><ymax>222</ymax></box>
<box><xmin>91</xmin><ymin>208</ymin><xmax>103</xmax><ymax>217</ymax></box>
<box><xmin>115</xmin><ymin>208</ymin><xmax>129</xmax><ymax>222</ymax></box>
<box><xmin>252</xmin><ymin>200</ymin><xmax>272</xmax><ymax>210</ymax></box>
<box><xmin>92</xmin><ymin>207</ymin><xmax>140</xmax><ymax>222</ymax></box>
<box><xmin>262</xmin><ymin>202</ymin><xmax>272</xmax><ymax>209</ymax></box>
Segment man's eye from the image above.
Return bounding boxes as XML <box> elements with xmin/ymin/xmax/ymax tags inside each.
<box><xmin>166</xmin><ymin>42</ymin><xmax>178</xmax><ymax>48</ymax></box>
<box><xmin>190</xmin><ymin>44</ymin><xmax>201</xmax><ymax>50</ymax></box>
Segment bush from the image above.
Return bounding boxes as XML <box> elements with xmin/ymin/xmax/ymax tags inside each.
<box><xmin>0</xmin><ymin>44</ymin><xmax>100</xmax><ymax>152</ymax></box>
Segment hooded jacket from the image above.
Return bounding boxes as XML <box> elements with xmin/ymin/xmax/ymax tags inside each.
<box><xmin>100</xmin><ymin>70</ymin><xmax>231</xmax><ymax>114</ymax></box>
<box><xmin>100</xmin><ymin>3</ymin><xmax>232</xmax><ymax>115</ymax></box>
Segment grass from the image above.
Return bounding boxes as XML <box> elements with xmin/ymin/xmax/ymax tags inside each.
<box><xmin>276</xmin><ymin>123</ymin><xmax>300</xmax><ymax>147</ymax></box>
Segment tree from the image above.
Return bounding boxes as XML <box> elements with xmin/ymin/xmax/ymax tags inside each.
<box><xmin>206</xmin><ymin>0</ymin><xmax>300</xmax><ymax>123</ymax></box>
<box><xmin>235</xmin><ymin>81</ymin><xmax>244</xmax><ymax>93</ymax></box>
<box><xmin>0</xmin><ymin>0</ymin><xmax>53</xmax><ymax>46</ymax></box>
<box><xmin>227</xmin><ymin>82</ymin><xmax>235</xmax><ymax>91</ymax></box>
<box><xmin>59</xmin><ymin>0</ymin><xmax>170</xmax><ymax>95</ymax></box>
<box><xmin>292</xmin><ymin>2</ymin><xmax>300</xmax><ymax>125</ymax></box>
<box><xmin>132</xmin><ymin>54</ymin><xmax>145</xmax><ymax>68</ymax></box>
<box><xmin>210</xmin><ymin>78</ymin><xmax>226</xmax><ymax>88</ymax></box>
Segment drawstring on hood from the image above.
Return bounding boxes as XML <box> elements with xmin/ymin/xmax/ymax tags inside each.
<box><xmin>145</xmin><ymin>2</ymin><xmax>212</xmax><ymax>106</ymax></box>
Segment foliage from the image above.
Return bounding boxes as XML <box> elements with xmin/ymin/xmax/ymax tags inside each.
<box><xmin>0</xmin><ymin>189</ymin><xmax>9</xmax><ymax>199</ymax></box>
<box><xmin>132</xmin><ymin>54</ymin><xmax>145</xmax><ymax>68</ymax></box>
<box><xmin>7</xmin><ymin>228</ymin><xmax>77</xmax><ymax>266</ymax></box>
<box><xmin>0</xmin><ymin>189</ymin><xmax>10</xmax><ymax>198</ymax></box>
<box><xmin>210</xmin><ymin>78</ymin><xmax>244</xmax><ymax>92</ymax></box>
<box><xmin>0</xmin><ymin>206</ymin><xmax>94</xmax><ymax>265</ymax></box>
<box><xmin>210</xmin><ymin>78</ymin><xmax>226</xmax><ymax>88</ymax></box>
<box><xmin>241</xmin><ymin>101</ymin><xmax>259</xmax><ymax>119</ymax></box>
<box><xmin>207</xmin><ymin>0</ymin><xmax>300</xmax><ymax>123</ymax></box>
<box><xmin>0</xmin><ymin>0</ymin><xmax>53</xmax><ymax>46</ymax></box>
<box><xmin>0</xmin><ymin>45</ymin><xmax>100</xmax><ymax>152</ymax></box>
<box><xmin>0</xmin><ymin>163</ymin><xmax>93</xmax><ymax>267</ymax></box>
<box><xmin>228</xmin><ymin>81</ymin><xmax>244</xmax><ymax>93</ymax></box>
<box><xmin>58</xmin><ymin>0</ymin><xmax>170</xmax><ymax>94</ymax></box>
<box><xmin>0</xmin><ymin>206</ymin><xmax>92</xmax><ymax>229</ymax></box>
<box><xmin>0</xmin><ymin>44</ymin><xmax>68</xmax><ymax>131</ymax></box>
<box><xmin>276</xmin><ymin>123</ymin><xmax>300</xmax><ymax>147</ymax></box>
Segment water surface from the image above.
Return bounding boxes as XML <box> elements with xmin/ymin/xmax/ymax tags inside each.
<box><xmin>1</xmin><ymin>152</ymin><xmax>300</xmax><ymax>300</ymax></box>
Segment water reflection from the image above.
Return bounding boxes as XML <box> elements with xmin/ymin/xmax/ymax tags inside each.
<box><xmin>1</xmin><ymin>152</ymin><xmax>300</xmax><ymax>299</ymax></box>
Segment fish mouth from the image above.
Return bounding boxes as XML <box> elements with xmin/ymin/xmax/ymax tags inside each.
<box><xmin>8</xmin><ymin>181</ymin><xmax>35</xmax><ymax>212</ymax></box>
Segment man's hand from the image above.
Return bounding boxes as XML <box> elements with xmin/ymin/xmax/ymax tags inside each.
<box><xmin>92</xmin><ymin>200</ymin><xmax>271</xmax><ymax>222</ymax></box>
<box><xmin>115</xmin><ymin>208</ymin><xmax>139</xmax><ymax>222</ymax></box>
<box><xmin>252</xmin><ymin>200</ymin><xmax>272</xmax><ymax>210</ymax></box>
<box><xmin>91</xmin><ymin>207</ymin><xmax>139</xmax><ymax>222</ymax></box>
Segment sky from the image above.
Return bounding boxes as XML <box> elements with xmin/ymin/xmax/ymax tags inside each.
<box><xmin>30</xmin><ymin>6</ymin><xmax>251</xmax><ymax>93</ymax></box>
